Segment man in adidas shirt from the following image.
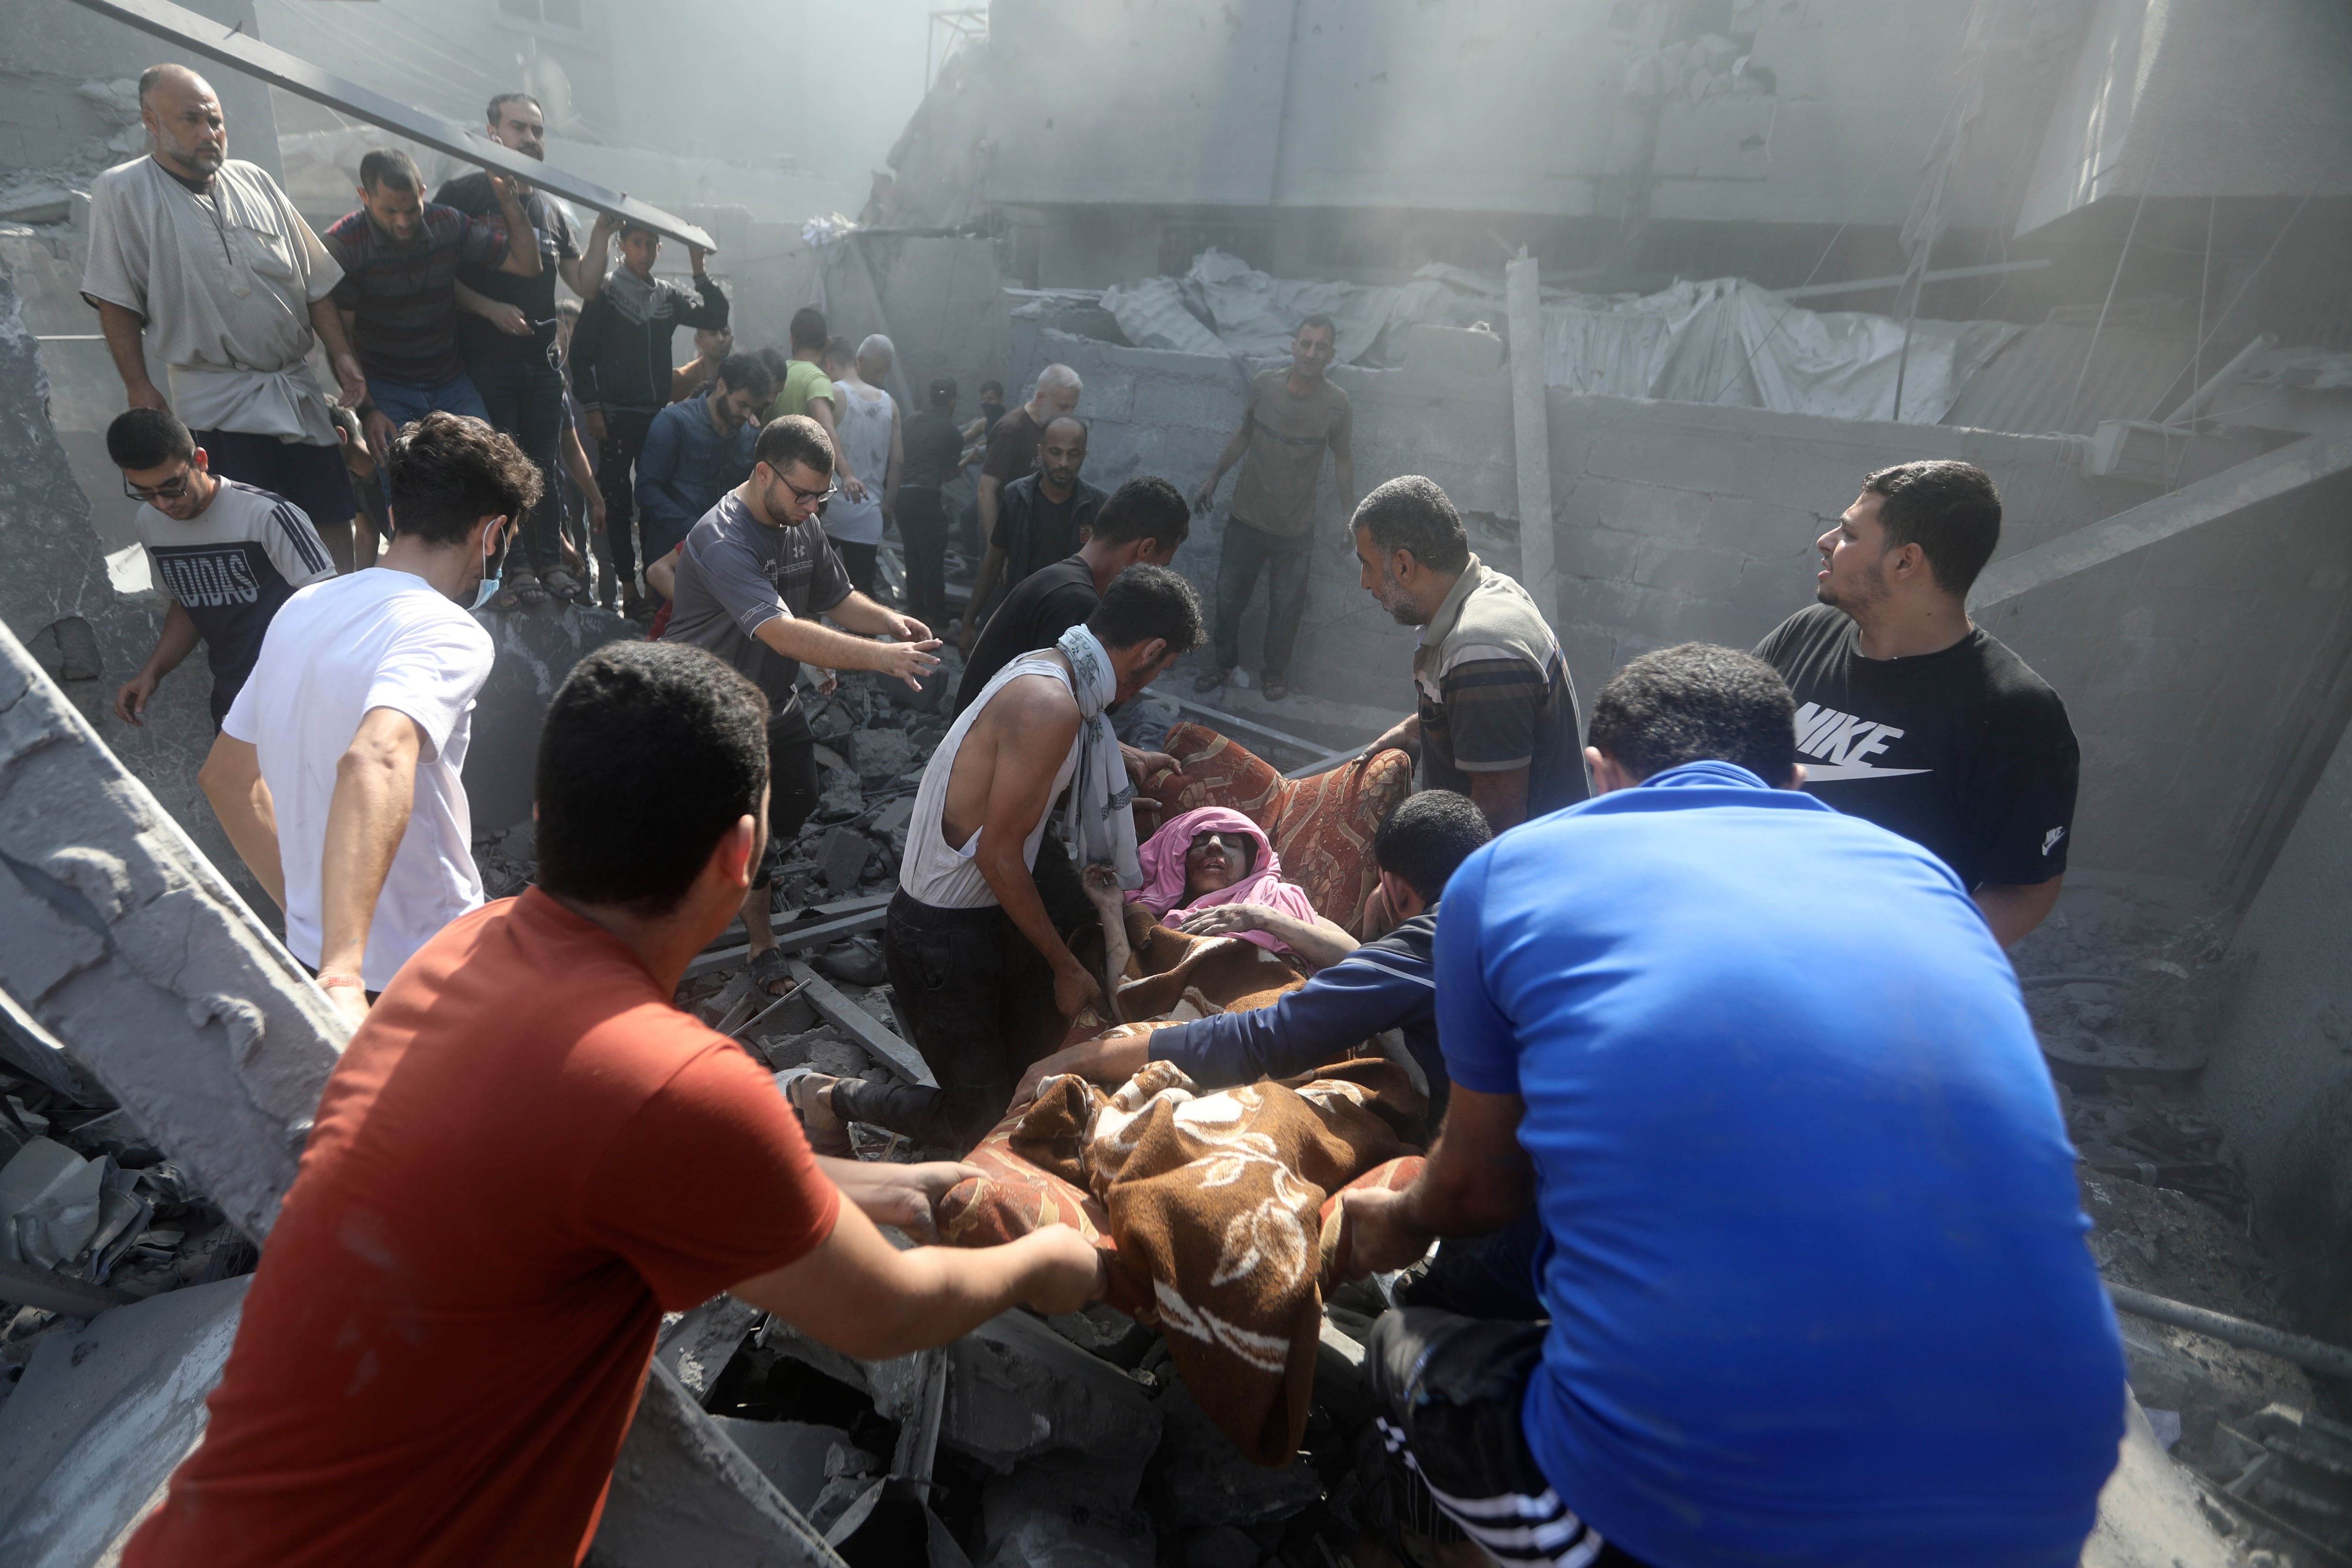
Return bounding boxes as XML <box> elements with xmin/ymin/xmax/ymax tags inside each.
<box><xmin>109</xmin><ymin>407</ymin><xmax>336</xmax><ymax>730</ymax></box>
<box><xmin>1754</xmin><ymin>460</ymin><xmax>2076</xmax><ymax>946</ymax></box>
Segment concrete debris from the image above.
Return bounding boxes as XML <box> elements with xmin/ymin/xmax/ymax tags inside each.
<box><xmin>813</xmin><ymin>827</ymin><xmax>874</xmax><ymax>894</ymax></box>
<box><xmin>709</xmin><ymin>1418</ymin><xmax>867</xmax><ymax>1519</ymax></box>
<box><xmin>1144</xmin><ymin>1380</ymin><xmax>1322</xmax><ymax>1532</ymax></box>
<box><xmin>810</xmin><ymin>937</ymin><xmax>888</xmax><ymax>989</ymax></box>
<box><xmin>0</xmin><ymin>623</ymin><xmax>346</xmax><ymax>1246</ymax></box>
<box><xmin>847</xmin><ymin>726</ymin><xmax>916</xmax><ymax>786</ymax></box>
<box><xmin>660</xmin><ymin>1297</ymin><xmax>763</xmax><ymax>1399</ymax></box>
<box><xmin>0</xmin><ymin>1278</ymin><xmax>250</xmax><ymax>1568</ymax></box>
<box><xmin>816</xmin><ymin>768</ymin><xmax>864</xmax><ymax>824</ymax></box>
<box><xmin>2081</xmin><ymin>1399</ymin><xmax>2254</xmax><ymax>1568</ymax></box>
<box><xmin>0</xmin><ymin>1139</ymin><xmax>100</xmax><ymax>1270</ymax></box>
<box><xmin>589</xmin><ymin>1360</ymin><xmax>845</xmax><ymax>1568</ymax></box>
<box><xmin>979</xmin><ymin>1453</ymin><xmax>1155</xmax><ymax>1568</ymax></box>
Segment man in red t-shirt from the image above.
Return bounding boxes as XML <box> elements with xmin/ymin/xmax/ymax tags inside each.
<box><xmin>126</xmin><ymin>643</ymin><xmax>1103</xmax><ymax>1568</ymax></box>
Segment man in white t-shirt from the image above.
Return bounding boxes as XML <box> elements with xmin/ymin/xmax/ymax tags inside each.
<box><xmin>200</xmin><ymin>412</ymin><xmax>541</xmax><ymax>1019</ymax></box>
<box><xmin>108</xmin><ymin>407</ymin><xmax>337</xmax><ymax>730</ymax></box>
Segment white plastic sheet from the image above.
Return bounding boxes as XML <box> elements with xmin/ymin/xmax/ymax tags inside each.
<box><xmin>1100</xmin><ymin>252</ymin><xmax>2020</xmax><ymax>426</ymax></box>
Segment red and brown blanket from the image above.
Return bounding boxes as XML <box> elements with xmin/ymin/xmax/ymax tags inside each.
<box><xmin>941</xmin><ymin>1057</ymin><xmax>1426</xmax><ymax>1466</ymax></box>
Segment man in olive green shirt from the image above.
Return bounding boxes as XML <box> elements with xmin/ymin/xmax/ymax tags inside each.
<box><xmin>1192</xmin><ymin>314</ymin><xmax>1354</xmax><ymax>702</ymax></box>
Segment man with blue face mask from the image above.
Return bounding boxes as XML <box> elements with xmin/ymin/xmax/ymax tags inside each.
<box><xmin>202</xmin><ymin>412</ymin><xmax>541</xmax><ymax>1020</ymax></box>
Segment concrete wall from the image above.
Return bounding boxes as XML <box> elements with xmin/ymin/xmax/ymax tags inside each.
<box><xmin>2204</xmin><ymin>716</ymin><xmax>2352</xmax><ymax>1345</ymax></box>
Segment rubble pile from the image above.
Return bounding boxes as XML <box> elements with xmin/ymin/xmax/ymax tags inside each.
<box><xmin>0</xmin><ymin>1073</ymin><xmax>254</xmax><ymax>1414</ymax></box>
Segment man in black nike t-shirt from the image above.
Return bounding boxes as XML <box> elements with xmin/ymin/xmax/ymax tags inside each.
<box><xmin>1754</xmin><ymin>460</ymin><xmax>2076</xmax><ymax>947</ymax></box>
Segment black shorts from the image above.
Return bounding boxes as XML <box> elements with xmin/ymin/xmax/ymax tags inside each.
<box><xmin>1364</xmin><ymin>1308</ymin><xmax>1649</xmax><ymax>1567</ymax></box>
<box><xmin>194</xmin><ymin>428</ymin><xmax>356</xmax><ymax>529</ymax></box>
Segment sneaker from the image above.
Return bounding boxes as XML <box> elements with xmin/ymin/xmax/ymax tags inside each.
<box><xmin>1192</xmin><ymin>666</ymin><xmax>1232</xmax><ymax>693</ymax></box>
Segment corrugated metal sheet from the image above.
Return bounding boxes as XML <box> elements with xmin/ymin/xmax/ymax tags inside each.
<box><xmin>1940</xmin><ymin>324</ymin><xmax>2219</xmax><ymax>435</ymax></box>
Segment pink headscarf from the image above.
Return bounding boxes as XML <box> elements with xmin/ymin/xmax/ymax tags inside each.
<box><xmin>1126</xmin><ymin>806</ymin><xmax>1322</xmax><ymax>954</ymax></box>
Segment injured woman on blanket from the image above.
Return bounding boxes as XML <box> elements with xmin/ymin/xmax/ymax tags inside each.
<box><xmin>1025</xmin><ymin>790</ymin><xmax>1488</xmax><ymax>1120</ymax></box>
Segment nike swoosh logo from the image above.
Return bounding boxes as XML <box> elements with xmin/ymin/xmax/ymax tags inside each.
<box><xmin>1803</xmin><ymin>760</ymin><xmax>1931</xmax><ymax>782</ymax></box>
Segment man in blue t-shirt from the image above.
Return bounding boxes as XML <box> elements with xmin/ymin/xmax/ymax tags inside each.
<box><xmin>1340</xmin><ymin>643</ymin><xmax>2124</xmax><ymax>1568</ymax></box>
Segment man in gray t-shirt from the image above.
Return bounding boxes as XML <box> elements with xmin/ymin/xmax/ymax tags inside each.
<box><xmin>660</xmin><ymin>415</ymin><xmax>941</xmax><ymax>991</ymax></box>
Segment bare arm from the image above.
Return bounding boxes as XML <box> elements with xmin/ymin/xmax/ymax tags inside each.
<box><xmin>489</xmin><ymin>175</ymin><xmax>542</xmax><ymax>277</ymax></box>
<box><xmin>806</xmin><ymin>396</ymin><xmax>854</xmax><ymax>488</ymax></box>
<box><xmin>96</xmin><ymin>300</ymin><xmax>165</xmax><ymax>409</ymax></box>
<box><xmin>562</xmin><ymin>421</ymin><xmax>604</xmax><ymax>531</ymax></box>
<box><xmin>751</xmin><ymin>612</ymin><xmax>940</xmax><ymax>691</ymax></box>
<box><xmin>1014</xmin><ymin>1027</ymin><xmax>1153</xmax><ymax>1109</ymax></box>
<box><xmin>305</xmin><ymin>296</ymin><xmax>368</xmax><ymax>409</ymax></box>
<box><xmin>1976</xmin><ymin>875</ymin><xmax>2063</xmax><ymax>948</ymax></box>
<box><xmin>315</xmin><ymin>707</ymin><xmax>428</xmax><ymax>1017</ymax></box>
<box><xmin>115</xmin><ymin>599</ymin><xmax>201</xmax><ymax>726</ymax></box>
<box><xmin>1193</xmin><ymin>414</ymin><xmax>1254</xmax><ymax>511</ymax></box>
<box><xmin>1340</xmin><ymin>1084</ymin><xmax>1534</xmax><ymax>1278</ymax></box>
<box><xmin>962</xmin><ymin>687</ymin><xmax>1100</xmax><ymax>1015</ymax></box>
<box><xmin>1331</xmin><ymin>422</ymin><xmax>1356</xmax><ymax>515</ymax></box>
<box><xmin>453</xmin><ymin>278</ymin><xmax>531</xmax><ymax>338</ymax></box>
<box><xmin>730</xmin><ymin>1193</ymin><xmax>1103</xmax><ymax>1361</ymax></box>
<box><xmin>558</xmin><ymin>210</ymin><xmax>617</xmax><ymax>300</ymax></box>
<box><xmin>1465</xmin><ymin>766</ymin><xmax>1532</xmax><ymax>834</ymax></box>
<box><xmin>814</xmin><ymin>1155</ymin><xmax>984</xmax><ymax>1245</ymax></box>
<box><xmin>198</xmin><ymin>733</ymin><xmax>286</xmax><ymax>912</ymax></box>
<box><xmin>644</xmin><ymin>549</ymin><xmax>677</xmax><ymax>601</ymax></box>
<box><xmin>1364</xmin><ymin>711</ymin><xmax>1421</xmax><ymax>761</ymax></box>
<box><xmin>825</xmin><ymin>590</ymin><xmax>929</xmax><ymax>643</ymax></box>
<box><xmin>1172</xmin><ymin>902</ymin><xmax>1359</xmax><ymax>971</ymax></box>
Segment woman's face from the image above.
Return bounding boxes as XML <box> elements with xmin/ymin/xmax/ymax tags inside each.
<box><xmin>1184</xmin><ymin>829</ymin><xmax>1255</xmax><ymax>897</ymax></box>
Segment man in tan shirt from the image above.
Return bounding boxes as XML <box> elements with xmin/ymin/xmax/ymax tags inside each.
<box><xmin>1191</xmin><ymin>314</ymin><xmax>1354</xmax><ymax>702</ymax></box>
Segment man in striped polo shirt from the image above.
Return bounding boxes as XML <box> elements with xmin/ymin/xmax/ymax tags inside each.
<box><xmin>1356</xmin><ymin>476</ymin><xmax>1588</xmax><ymax>833</ymax></box>
<box><xmin>326</xmin><ymin>149</ymin><xmax>540</xmax><ymax>464</ymax></box>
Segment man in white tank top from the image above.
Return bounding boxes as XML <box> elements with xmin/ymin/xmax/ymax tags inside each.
<box><xmin>794</xmin><ymin>565</ymin><xmax>1206</xmax><ymax>1154</ymax></box>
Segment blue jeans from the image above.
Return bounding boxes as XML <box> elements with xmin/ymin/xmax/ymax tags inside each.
<box><xmin>367</xmin><ymin>372</ymin><xmax>488</xmax><ymax>429</ymax></box>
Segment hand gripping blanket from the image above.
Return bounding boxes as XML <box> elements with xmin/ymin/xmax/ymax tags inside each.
<box><xmin>998</xmin><ymin>1057</ymin><xmax>1425</xmax><ymax>1466</ymax></box>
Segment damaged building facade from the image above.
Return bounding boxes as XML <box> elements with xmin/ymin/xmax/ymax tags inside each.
<box><xmin>3</xmin><ymin>0</ymin><xmax>2352</xmax><ymax>1564</ymax></box>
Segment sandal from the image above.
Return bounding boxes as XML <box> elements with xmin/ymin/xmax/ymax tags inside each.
<box><xmin>542</xmin><ymin>567</ymin><xmax>585</xmax><ymax>604</ymax></box>
<box><xmin>1192</xmin><ymin>665</ymin><xmax>1232</xmax><ymax>693</ymax></box>
<box><xmin>513</xmin><ymin>571</ymin><xmax>548</xmax><ymax>607</ymax></box>
<box><xmin>779</xmin><ymin>1068</ymin><xmax>856</xmax><ymax>1157</ymax></box>
<box><xmin>1262</xmin><ymin>677</ymin><xmax>1289</xmax><ymax>701</ymax></box>
<box><xmin>748</xmin><ymin>945</ymin><xmax>795</xmax><ymax>996</ymax></box>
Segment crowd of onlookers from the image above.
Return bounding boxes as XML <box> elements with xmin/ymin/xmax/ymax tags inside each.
<box><xmin>83</xmin><ymin>61</ymin><xmax>2131</xmax><ymax>1568</ymax></box>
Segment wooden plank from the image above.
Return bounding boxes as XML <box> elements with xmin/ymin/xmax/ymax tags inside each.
<box><xmin>62</xmin><ymin>0</ymin><xmax>716</xmax><ymax>251</ymax></box>
<box><xmin>787</xmin><ymin>962</ymin><xmax>935</xmax><ymax>1088</ymax></box>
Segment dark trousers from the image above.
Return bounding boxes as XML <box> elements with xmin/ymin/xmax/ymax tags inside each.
<box><xmin>1367</xmin><ymin>1310</ymin><xmax>1650</xmax><ymax>1567</ymax></box>
<box><xmin>834</xmin><ymin>540</ymin><xmax>880</xmax><ymax>599</ymax></box>
<box><xmin>839</xmin><ymin>890</ymin><xmax>1056</xmax><ymax>1151</ymax></box>
<box><xmin>471</xmin><ymin>358</ymin><xmax>568</xmax><ymax>578</ymax></box>
<box><xmin>193</xmin><ymin>429</ymin><xmax>354</xmax><ymax>533</ymax></box>
<box><xmin>1212</xmin><ymin>516</ymin><xmax>1313</xmax><ymax>678</ymax></box>
<box><xmin>1398</xmin><ymin>1208</ymin><xmax>1549</xmax><ymax>1321</ymax></box>
<box><xmin>898</xmin><ymin>486</ymin><xmax>950</xmax><ymax>628</ymax></box>
<box><xmin>751</xmin><ymin>706</ymin><xmax>823</xmax><ymax>890</ymax></box>
<box><xmin>596</xmin><ymin>408</ymin><xmax>656</xmax><ymax>596</ymax></box>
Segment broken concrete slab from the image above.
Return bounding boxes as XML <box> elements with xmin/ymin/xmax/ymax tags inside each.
<box><xmin>787</xmin><ymin>963</ymin><xmax>934</xmax><ymax>1088</ymax></box>
<box><xmin>0</xmin><ymin>622</ymin><xmax>346</xmax><ymax>1244</ymax></box>
<box><xmin>457</xmin><ymin>602</ymin><xmax>643</xmax><ymax>835</ymax></box>
<box><xmin>1145</xmin><ymin>1379</ymin><xmax>1321</xmax><ymax>1530</ymax></box>
<box><xmin>2081</xmin><ymin>1398</ymin><xmax>2250</xmax><ymax>1568</ymax></box>
<box><xmin>658</xmin><ymin>1295</ymin><xmax>761</xmax><ymax>1401</ymax></box>
<box><xmin>979</xmin><ymin>1452</ymin><xmax>1155</xmax><ymax>1568</ymax></box>
<box><xmin>710</xmin><ymin>1417</ymin><xmax>862</xmax><ymax>1519</ymax></box>
<box><xmin>818</xmin><ymin>768</ymin><xmax>864</xmax><ymax>822</ymax></box>
<box><xmin>589</xmin><ymin>1359</ymin><xmax>846</xmax><ymax>1568</ymax></box>
<box><xmin>848</xmin><ymin>726</ymin><xmax>917</xmax><ymax>785</ymax></box>
<box><xmin>0</xmin><ymin>1137</ymin><xmax>99</xmax><ymax>1267</ymax></box>
<box><xmin>813</xmin><ymin>827</ymin><xmax>873</xmax><ymax>893</ymax></box>
<box><xmin>0</xmin><ymin>1277</ymin><xmax>249</xmax><ymax>1567</ymax></box>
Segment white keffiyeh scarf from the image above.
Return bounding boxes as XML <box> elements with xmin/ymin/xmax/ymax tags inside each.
<box><xmin>1055</xmin><ymin>623</ymin><xmax>1143</xmax><ymax>890</ymax></box>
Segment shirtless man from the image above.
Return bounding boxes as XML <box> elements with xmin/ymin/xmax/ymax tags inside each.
<box><xmin>792</xmin><ymin>565</ymin><xmax>1205</xmax><ymax>1154</ymax></box>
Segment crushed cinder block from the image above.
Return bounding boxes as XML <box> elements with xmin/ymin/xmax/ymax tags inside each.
<box><xmin>980</xmin><ymin>1451</ymin><xmax>1155</xmax><ymax>1568</ymax></box>
<box><xmin>0</xmin><ymin>1277</ymin><xmax>251</xmax><ymax>1565</ymax></box>
<box><xmin>1145</xmin><ymin>1378</ymin><xmax>1322</xmax><ymax>1530</ymax></box>
<box><xmin>590</xmin><ymin>1360</ymin><xmax>842</xmax><ymax>1568</ymax></box>
<box><xmin>814</xmin><ymin>828</ymin><xmax>874</xmax><ymax>893</ymax></box>
<box><xmin>817</xmin><ymin>769</ymin><xmax>864</xmax><ymax>822</ymax></box>
<box><xmin>848</xmin><ymin>727</ymin><xmax>916</xmax><ymax>786</ymax></box>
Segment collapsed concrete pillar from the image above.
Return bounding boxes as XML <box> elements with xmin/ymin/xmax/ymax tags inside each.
<box><xmin>0</xmin><ymin>620</ymin><xmax>345</xmax><ymax>1242</ymax></box>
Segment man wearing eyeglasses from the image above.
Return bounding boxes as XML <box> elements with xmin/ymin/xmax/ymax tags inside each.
<box><xmin>107</xmin><ymin>406</ymin><xmax>336</xmax><ymax>731</ymax></box>
<box><xmin>662</xmin><ymin>415</ymin><xmax>943</xmax><ymax>995</ymax></box>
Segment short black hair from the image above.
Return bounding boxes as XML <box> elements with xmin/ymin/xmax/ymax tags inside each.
<box><xmin>1353</xmin><ymin>475</ymin><xmax>1469</xmax><ymax>574</ymax></box>
<box><xmin>1587</xmin><ymin>643</ymin><xmax>1796</xmax><ymax>784</ymax></box>
<box><xmin>536</xmin><ymin>644</ymin><xmax>770</xmax><ymax>915</ymax></box>
<box><xmin>620</xmin><ymin>220</ymin><xmax>657</xmax><ymax>241</ymax></box>
<box><xmin>715</xmin><ymin>351</ymin><xmax>776</xmax><ymax>402</ymax></box>
<box><xmin>1092</xmin><ymin>477</ymin><xmax>1189</xmax><ymax>551</ymax></box>
<box><xmin>980</xmin><ymin>380</ymin><xmax>1005</xmax><ymax>399</ymax></box>
<box><xmin>107</xmin><ymin>406</ymin><xmax>194</xmax><ymax>471</ymax></box>
<box><xmin>1041</xmin><ymin>414</ymin><xmax>1088</xmax><ymax>445</ymax></box>
<box><xmin>789</xmin><ymin>307</ymin><xmax>827</xmax><ymax>351</ymax></box>
<box><xmin>486</xmin><ymin>91</ymin><xmax>540</xmax><ymax>127</ymax></box>
<box><xmin>928</xmin><ymin>374</ymin><xmax>957</xmax><ymax>410</ymax></box>
<box><xmin>386</xmin><ymin>411</ymin><xmax>543</xmax><ymax>546</ymax></box>
<box><xmin>1298</xmin><ymin>313</ymin><xmax>1336</xmax><ymax>342</ymax></box>
<box><xmin>1862</xmin><ymin>461</ymin><xmax>2002</xmax><ymax>595</ymax></box>
<box><xmin>359</xmin><ymin>149</ymin><xmax>423</xmax><ymax>195</ymax></box>
<box><xmin>1374</xmin><ymin>790</ymin><xmax>1491</xmax><ymax>904</ymax></box>
<box><xmin>755</xmin><ymin>345</ymin><xmax>789</xmax><ymax>380</ymax></box>
<box><xmin>1089</xmin><ymin>564</ymin><xmax>1204</xmax><ymax>654</ymax></box>
<box><xmin>755</xmin><ymin>414</ymin><xmax>834</xmax><ymax>477</ymax></box>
